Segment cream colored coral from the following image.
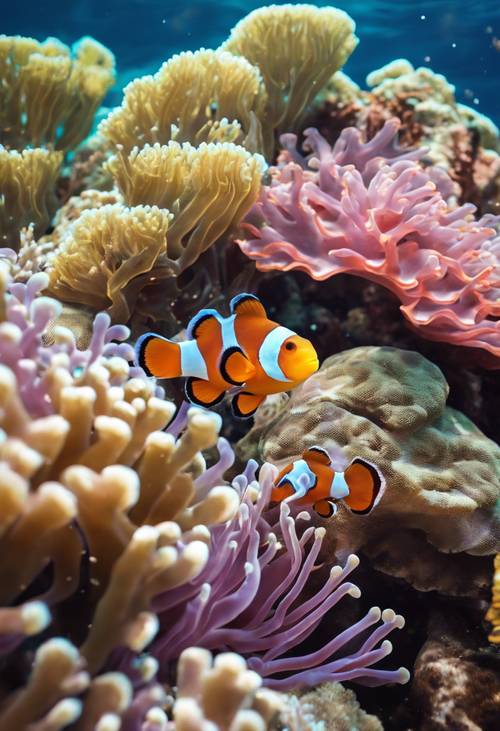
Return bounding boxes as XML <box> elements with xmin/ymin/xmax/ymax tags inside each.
<box><xmin>0</xmin><ymin>356</ymin><xmax>239</xmax><ymax>610</ymax></box>
<box><xmin>108</xmin><ymin>141</ymin><xmax>266</xmax><ymax>270</ymax></box>
<box><xmin>0</xmin><ymin>34</ymin><xmax>115</xmax><ymax>151</ymax></box>
<box><xmin>99</xmin><ymin>49</ymin><xmax>266</xmax><ymax>153</ymax></box>
<box><xmin>221</xmin><ymin>4</ymin><xmax>358</xmax><ymax>153</ymax></box>
<box><xmin>0</xmin><ymin>146</ymin><xmax>62</xmax><ymax>249</ymax></box>
<box><xmin>175</xmin><ymin>648</ymin><xmax>283</xmax><ymax>731</ymax></box>
<box><xmin>280</xmin><ymin>683</ymin><xmax>383</xmax><ymax>731</ymax></box>
<box><xmin>46</xmin><ymin>203</ymin><xmax>172</xmax><ymax>321</ymax></box>
<box><xmin>0</xmin><ymin>637</ymin><xmax>167</xmax><ymax>729</ymax></box>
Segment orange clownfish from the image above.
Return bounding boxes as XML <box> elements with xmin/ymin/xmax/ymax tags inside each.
<box><xmin>271</xmin><ymin>446</ymin><xmax>384</xmax><ymax>518</ymax></box>
<box><xmin>135</xmin><ymin>293</ymin><xmax>319</xmax><ymax>418</ymax></box>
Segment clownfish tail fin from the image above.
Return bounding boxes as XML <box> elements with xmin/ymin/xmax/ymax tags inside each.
<box><xmin>343</xmin><ymin>457</ymin><xmax>384</xmax><ymax>515</ymax></box>
<box><xmin>135</xmin><ymin>333</ymin><xmax>181</xmax><ymax>379</ymax></box>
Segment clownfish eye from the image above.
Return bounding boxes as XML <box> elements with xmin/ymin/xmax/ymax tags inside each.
<box><xmin>285</xmin><ymin>341</ymin><xmax>296</xmax><ymax>351</ymax></box>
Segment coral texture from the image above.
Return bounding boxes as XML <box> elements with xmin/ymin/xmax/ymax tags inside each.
<box><xmin>486</xmin><ymin>553</ymin><xmax>500</xmax><ymax>644</ymax></box>
<box><xmin>99</xmin><ymin>48</ymin><xmax>267</xmax><ymax>154</ymax></box>
<box><xmin>0</xmin><ymin>146</ymin><xmax>62</xmax><ymax>249</ymax></box>
<box><xmin>0</xmin><ymin>34</ymin><xmax>115</xmax><ymax>151</ymax></box>
<box><xmin>238</xmin><ymin>119</ymin><xmax>500</xmax><ymax>363</ymax></box>
<box><xmin>46</xmin><ymin>141</ymin><xmax>265</xmax><ymax>324</ymax></box>
<box><xmin>238</xmin><ymin>346</ymin><xmax>500</xmax><ymax>594</ymax></box>
<box><xmin>281</xmin><ymin>683</ymin><xmax>383</xmax><ymax>731</ymax></box>
<box><xmin>108</xmin><ymin>141</ymin><xmax>265</xmax><ymax>272</ymax></box>
<box><xmin>222</xmin><ymin>3</ymin><xmax>358</xmax><ymax>156</ymax></box>
<box><xmin>173</xmin><ymin>647</ymin><xmax>283</xmax><ymax>731</ymax></box>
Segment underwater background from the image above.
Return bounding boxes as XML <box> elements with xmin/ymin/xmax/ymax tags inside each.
<box><xmin>3</xmin><ymin>0</ymin><xmax>500</xmax><ymax>122</ymax></box>
<box><xmin>1</xmin><ymin>1</ymin><xmax>500</xmax><ymax>730</ymax></box>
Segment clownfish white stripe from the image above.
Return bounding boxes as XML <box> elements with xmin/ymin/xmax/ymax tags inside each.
<box><xmin>221</xmin><ymin>314</ymin><xmax>239</xmax><ymax>351</ymax></box>
<box><xmin>330</xmin><ymin>471</ymin><xmax>350</xmax><ymax>499</ymax></box>
<box><xmin>258</xmin><ymin>326</ymin><xmax>295</xmax><ymax>382</ymax></box>
<box><xmin>180</xmin><ymin>339</ymin><xmax>208</xmax><ymax>380</ymax></box>
<box><xmin>279</xmin><ymin>459</ymin><xmax>316</xmax><ymax>493</ymax></box>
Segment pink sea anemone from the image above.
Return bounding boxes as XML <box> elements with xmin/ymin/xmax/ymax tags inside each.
<box><xmin>237</xmin><ymin>119</ymin><xmax>500</xmax><ymax>364</ymax></box>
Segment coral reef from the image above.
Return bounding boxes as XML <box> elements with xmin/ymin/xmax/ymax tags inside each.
<box><xmin>0</xmin><ymin>147</ymin><xmax>62</xmax><ymax>249</ymax></box>
<box><xmin>45</xmin><ymin>142</ymin><xmax>265</xmax><ymax>326</ymax></box>
<box><xmin>486</xmin><ymin>554</ymin><xmax>500</xmax><ymax>644</ymax></box>
<box><xmin>281</xmin><ymin>683</ymin><xmax>383</xmax><ymax>731</ymax></box>
<box><xmin>238</xmin><ymin>345</ymin><xmax>500</xmax><ymax>594</ymax></box>
<box><xmin>222</xmin><ymin>4</ymin><xmax>358</xmax><ymax>156</ymax></box>
<box><xmin>407</xmin><ymin>610</ymin><xmax>500</xmax><ymax>730</ymax></box>
<box><xmin>237</xmin><ymin>119</ymin><xmax>500</xmax><ymax>363</ymax></box>
<box><xmin>2</xmin><ymin>4</ymin><xmax>500</xmax><ymax>728</ymax></box>
<box><xmin>0</xmin><ymin>34</ymin><xmax>115</xmax><ymax>151</ymax></box>
<box><xmin>99</xmin><ymin>49</ymin><xmax>267</xmax><ymax>154</ymax></box>
<box><xmin>173</xmin><ymin>648</ymin><xmax>283</xmax><ymax>731</ymax></box>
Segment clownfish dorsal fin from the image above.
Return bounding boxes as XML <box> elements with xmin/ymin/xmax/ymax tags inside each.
<box><xmin>230</xmin><ymin>293</ymin><xmax>267</xmax><ymax>319</ymax></box>
<box><xmin>344</xmin><ymin>457</ymin><xmax>383</xmax><ymax>515</ymax></box>
<box><xmin>186</xmin><ymin>309</ymin><xmax>221</xmax><ymax>340</ymax></box>
<box><xmin>303</xmin><ymin>446</ymin><xmax>331</xmax><ymax>466</ymax></box>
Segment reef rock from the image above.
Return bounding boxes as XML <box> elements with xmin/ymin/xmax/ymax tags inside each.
<box><xmin>408</xmin><ymin>611</ymin><xmax>500</xmax><ymax>730</ymax></box>
<box><xmin>238</xmin><ymin>346</ymin><xmax>500</xmax><ymax>595</ymax></box>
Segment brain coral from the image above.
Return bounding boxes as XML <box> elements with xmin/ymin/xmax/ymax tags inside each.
<box><xmin>238</xmin><ymin>345</ymin><xmax>500</xmax><ymax>595</ymax></box>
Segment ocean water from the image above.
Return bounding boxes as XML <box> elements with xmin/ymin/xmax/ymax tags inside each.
<box><xmin>3</xmin><ymin>0</ymin><xmax>500</xmax><ymax>125</ymax></box>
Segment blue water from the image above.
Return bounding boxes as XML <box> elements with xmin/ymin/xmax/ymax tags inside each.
<box><xmin>4</xmin><ymin>0</ymin><xmax>500</xmax><ymax>124</ymax></box>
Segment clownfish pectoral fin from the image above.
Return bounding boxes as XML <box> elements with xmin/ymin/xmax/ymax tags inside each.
<box><xmin>313</xmin><ymin>499</ymin><xmax>337</xmax><ymax>518</ymax></box>
<box><xmin>135</xmin><ymin>333</ymin><xmax>181</xmax><ymax>379</ymax></box>
<box><xmin>220</xmin><ymin>347</ymin><xmax>256</xmax><ymax>386</ymax></box>
<box><xmin>303</xmin><ymin>446</ymin><xmax>331</xmax><ymax>466</ymax></box>
<box><xmin>231</xmin><ymin>391</ymin><xmax>265</xmax><ymax>419</ymax></box>
<box><xmin>230</xmin><ymin>293</ymin><xmax>267</xmax><ymax>319</ymax></box>
<box><xmin>343</xmin><ymin>458</ymin><xmax>383</xmax><ymax>515</ymax></box>
<box><xmin>185</xmin><ymin>378</ymin><xmax>225</xmax><ymax>408</ymax></box>
<box><xmin>186</xmin><ymin>309</ymin><xmax>221</xmax><ymax>340</ymax></box>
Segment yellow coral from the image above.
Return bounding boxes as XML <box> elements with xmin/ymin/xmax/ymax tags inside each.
<box><xmin>0</xmin><ymin>34</ymin><xmax>115</xmax><ymax>151</ymax></box>
<box><xmin>0</xmin><ymin>146</ymin><xmax>62</xmax><ymax>249</ymax></box>
<box><xmin>221</xmin><ymin>4</ymin><xmax>358</xmax><ymax>153</ymax></box>
<box><xmin>46</xmin><ymin>203</ymin><xmax>172</xmax><ymax>321</ymax></box>
<box><xmin>99</xmin><ymin>48</ymin><xmax>266</xmax><ymax>153</ymax></box>
<box><xmin>0</xmin><ymin>355</ymin><xmax>239</xmax><ymax>672</ymax></box>
<box><xmin>486</xmin><ymin>554</ymin><xmax>500</xmax><ymax>644</ymax></box>
<box><xmin>108</xmin><ymin>140</ymin><xmax>266</xmax><ymax>270</ymax></box>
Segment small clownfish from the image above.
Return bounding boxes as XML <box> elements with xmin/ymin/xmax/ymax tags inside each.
<box><xmin>271</xmin><ymin>446</ymin><xmax>384</xmax><ymax>518</ymax></box>
<box><xmin>135</xmin><ymin>293</ymin><xmax>319</xmax><ymax>418</ymax></box>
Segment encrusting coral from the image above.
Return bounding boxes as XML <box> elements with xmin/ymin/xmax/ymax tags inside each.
<box><xmin>221</xmin><ymin>4</ymin><xmax>358</xmax><ymax>156</ymax></box>
<box><xmin>0</xmin><ymin>34</ymin><xmax>115</xmax><ymax>151</ymax></box>
<box><xmin>99</xmin><ymin>48</ymin><xmax>267</xmax><ymax>154</ymax></box>
<box><xmin>237</xmin><ymin>118</ymin><xmax>500</xmax><ymax>363</ymax></box>
<box><xmin>238</xmin><ymin>345</ymin><xmax>500</xmax><ymax>595</ymax></box>
<box><xmin>0</xmin><ymin>146</ymin><xmax>62</xmax><ymax>249</ymax></box>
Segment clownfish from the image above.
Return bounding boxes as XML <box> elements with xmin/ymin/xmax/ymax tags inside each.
<box><xmin>271</xmin><ymin>446</ymin><xmax>384</xmax><ymax>518</ymax></box>
<box><xmin>135</xmin><ymin>293</ymin><xmax>319</xmax><ymax>418</ymax></box>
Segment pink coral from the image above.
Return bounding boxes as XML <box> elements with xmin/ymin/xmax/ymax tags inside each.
<box><xmin>237</xmin><ymin>119</ymin><xmax>500</xmax><ymax>363</ymax></box>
